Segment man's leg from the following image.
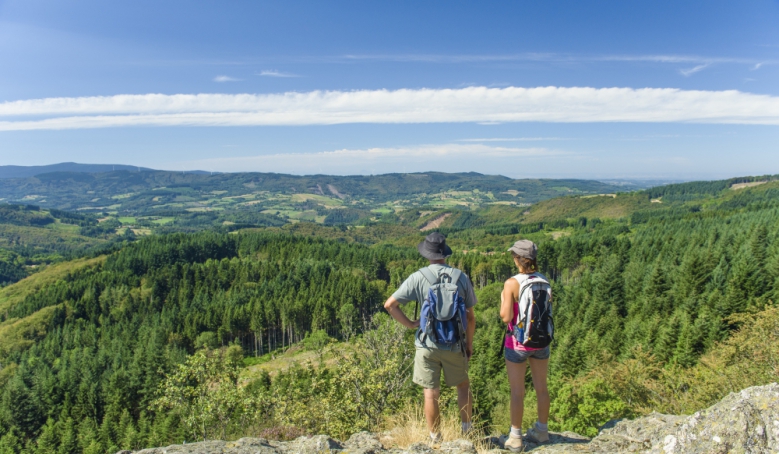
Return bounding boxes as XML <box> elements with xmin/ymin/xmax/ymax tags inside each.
<box><xmin>456</xmin><ymin>379</ymin><xmax>473</xmax><ymax>424</ymax></box>
<box><xmin>440</xmin><ymin>349</ymin><xmax>472</xmax><ymax>432</ymax></box>
<box><xmin>414</xmin><ymin>348</ymin><xmax>443</xmax><ymax>438</ymax></box>
<box><xmin>423</xmin><ymin>387</ymin><xmax>441</xmax><ymax>434</ymax></box>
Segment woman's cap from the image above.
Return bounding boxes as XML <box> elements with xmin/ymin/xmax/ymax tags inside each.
<box><xmin>508</xmin><ymin>239</ymin><xmax>537</xmax><ymax>260</ymax></box>
<box><xmin>417</xmin><ymin>232</ymin><xmax>453</xmax><ymax>260</ymax></box>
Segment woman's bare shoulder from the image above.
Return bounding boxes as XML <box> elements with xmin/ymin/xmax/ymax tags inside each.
<box><xmin>503</xmin><ymin>276</ymin><xmax>519</xmax><ymax>289</ymax></box>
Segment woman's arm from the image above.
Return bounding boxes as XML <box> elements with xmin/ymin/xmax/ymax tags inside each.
<box><xmin>500</xmin><ymin>278</ymin><xmax>518</xmax><ymax>324</ymax></box>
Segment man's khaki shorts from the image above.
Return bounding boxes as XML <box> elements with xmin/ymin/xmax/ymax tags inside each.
<box><xmin>413</xmin><ymin>347</ymin><xmax>469</xmax><ymax>389</ymax></box>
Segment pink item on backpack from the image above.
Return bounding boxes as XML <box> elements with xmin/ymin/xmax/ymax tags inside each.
<box><xmin>504</xmin><ymin>301</ymin><xmax>542</xmax><ymax>351</ymax></box>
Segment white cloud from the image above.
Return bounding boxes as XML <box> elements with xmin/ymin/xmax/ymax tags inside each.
<box><xmin>258</xmin><ymin>70</ymin><xmax>299</xmax><ymax>78</ymax></box>
<box><xmin>752</xmin><ymin>62</ymin><xmax>765</xmax><ymax>70</ymax></box>
<box><xmin>680</xmin><ymin>64</ymin><xmax>710</xmax><ymax>76</ymax></box>
<box><xmin>339</xmin><ymin>53</ymin><xmax>773</xmax><ymax>66</ymax></box>
<box><xmin>214</xmin><ymin>75</ymin><xmax>241</xmax><ymax>82</ymax></box>
<box><xmin>171</xmin><ymin>143</ymin><xmax>558</xmax><ymax>174</ymax></box>
<box><xmin>458</xmin><ymin>137</ymin><xmax>566</xmax><ymax>142</ymax></box>
<box><xmin>1</xmin><ymin>86</ymin><xmax>779</xmax><ymax>131</ymax></box>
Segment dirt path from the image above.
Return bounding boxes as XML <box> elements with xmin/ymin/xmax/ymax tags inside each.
<box><xmin>731</xmin><ymin>181</ymin><xmax>767</xmax><ymax>190</ymax></box>
<box><xmin>327</xmin><ymin>184</ymin><xmax>346</xmax><ymax>199</ymax></box>
<box><xmin>420</xmin><ymin>213</ymin><xmax>451</xmax><ymax>231</ymax></box>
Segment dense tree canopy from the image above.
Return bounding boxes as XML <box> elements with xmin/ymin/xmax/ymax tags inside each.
<box><xmin>0</xmin><ymin>179</ymin><xmax>777</xmax><ymax>452</ymax></box>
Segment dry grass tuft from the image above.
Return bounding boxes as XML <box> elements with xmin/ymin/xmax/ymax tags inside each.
<box><xmin>379</xmin><ymin>404</ymin><xmax>494</xmax><ymax>454</ymax></box>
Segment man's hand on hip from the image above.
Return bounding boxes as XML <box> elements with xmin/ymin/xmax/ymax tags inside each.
<box><xmin>384</xmin><ymin>296</ymin><xmax>419</xmax><ymax>330</ymax></box>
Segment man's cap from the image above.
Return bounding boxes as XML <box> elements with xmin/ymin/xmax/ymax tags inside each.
<box><xmin>417</xmin><ymin>232</ymin><xmax>453</xmax><ymax>260</ymax></box>
<box><xmin>507</xmin><ymin>239</ymin><xmax>537</xmax><ymax>260</ymax></box>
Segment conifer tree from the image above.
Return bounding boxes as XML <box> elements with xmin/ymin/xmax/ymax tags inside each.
<box><xmin>33</xmin><ymin>419</ymin><xmax>58</xmax><ymax>454</ymax></box>
<box><xmin>58</xmin><ymin>418</ymin><xmax>77</xmax><ymax>454</ymax></box>
<box><xmin>1</xmin><ymin>375</ymin><xmax>42</xmax><ymax>440</ymax></box>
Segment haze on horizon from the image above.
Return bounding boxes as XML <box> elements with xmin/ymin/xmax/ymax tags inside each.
<box><xmin>0</xmin><ymin>0</ymin><xmax>778</xmax><ymax>180</ymax></box>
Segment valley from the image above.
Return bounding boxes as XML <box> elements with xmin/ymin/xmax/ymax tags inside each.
<box><xmin>0</xmin><ymin>170</ymin><xmax>777</xmax><ymax>453</ymax></box>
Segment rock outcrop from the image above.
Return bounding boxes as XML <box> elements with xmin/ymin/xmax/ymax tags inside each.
<box><xmin>125</xmin><ymin>433</ymin><xmax>474</xmax><ymax>454</ymax></box>
<box><xmin>529</xmin><ymin>382</ymin><xmax>779</xmax><ymax>453</ymax></box>
<box><xmin>123</xmin><ymin>383</ymin><xmax>779</xmax><ymax>454</ymax></box>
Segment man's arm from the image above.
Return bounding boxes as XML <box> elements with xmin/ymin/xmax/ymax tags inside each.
<box><xmin>384</xmin><ymin>296</ymin><xmax>420</xmax><ymax>329</ymax></box>
<box><xmin>465</xmin><ymin>307</ymin><xmax>475</xmax><ymax>359</ymax></box>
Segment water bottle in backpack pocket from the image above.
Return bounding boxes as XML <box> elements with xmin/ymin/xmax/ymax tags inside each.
<box><xmin>513</xmin><ymin>274</ymin><xmax>554</xmax><ymax>349</ymax></box>
<box><xmin>417</xmin><ymin>267</ymin><xmax>468</xmax><ymax>350</ymax></box>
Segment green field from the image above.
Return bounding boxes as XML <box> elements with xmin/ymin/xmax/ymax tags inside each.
<box><xmin>46</xmin><ymin>220</ymin><xmax>81</xmax><ymax>233</ymax></box>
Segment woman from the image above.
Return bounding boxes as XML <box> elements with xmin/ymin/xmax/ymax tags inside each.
<box><xmin>499</xmin><ymin>239</ymin><xmax>551</xmax><ymax>451</ymax></box>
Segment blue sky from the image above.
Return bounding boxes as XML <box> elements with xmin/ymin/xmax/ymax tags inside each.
<box><xmin>1</xmin><ymin>0</ymin><xmax>778</xmax><ymax>179</ymax></box>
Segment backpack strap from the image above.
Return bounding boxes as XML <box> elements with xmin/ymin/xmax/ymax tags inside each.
<box><xmin>416</xmin><ymin>267</ymin><xmax>438</xmax><ymax>320</ymax></box>
<box><xmin>418</xmin><ymin>267</ymin><xmax>439</xmax><ymax>286</ymax></box>
<box><xmin>449</xmin><ymin>268</ymin><xmax>462</xmax><ymax>286</ymax></box>
<box><xmin>514</xmin><ymin>274</ymin><xmax>550</xmax><ymax>297</ymax></box>
<box><xmin>447</xmin><ymin>268</ymin><xmax>466</xmax><ymax>355</ymax></box>
<box><xmin>419</xmin><ymin>266</ymin><xmax>464</xmax><ymax>286</ymax></box>
<box><xmin>513</xmin><ymin>274</ymin><xmax>535</xmax><ymax>327</ymax></box>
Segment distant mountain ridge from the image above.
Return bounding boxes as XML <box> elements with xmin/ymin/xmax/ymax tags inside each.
<box><xmin>0</xmin><ymin>162</ymin><xmax>158</xmax><ymax>179</ymax></box>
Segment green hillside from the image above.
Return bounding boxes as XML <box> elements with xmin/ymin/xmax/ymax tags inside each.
<box><xmin>0</xmin><ymin>170</ymin><xmax>632</xmax><ymax>233</ymax></box>
<box><xmin>388</xmin><ymin>174</ymin><xmax>779</xmax><ymax>251</ymax></box>
<box><xmin>0</xmin><ymin>175</ymin><xmax>778</xmax><ymax>452</ymax></box>
<box><xmin>0</xmin><ymin>204</ymin><xmax>120</xmax><ymax>286</ymax></box>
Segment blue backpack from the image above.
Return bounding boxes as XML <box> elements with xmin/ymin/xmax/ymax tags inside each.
<box><xmin>416</xmin><ymin>267</ymin><xmax>468</xmax><ymax>350</ymax></box>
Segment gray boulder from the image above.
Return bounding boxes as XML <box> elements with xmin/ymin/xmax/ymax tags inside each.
<box><xmin>647</xmin><ymin>382</ymin><xmax>779</xmax><ymax>454</ymax></box>
<box><xmin>133</xmin><ymin>437</ymin><xmax>279</xmax><ymax>454</ymax></box>
<box><xmin>344</xmin><ymin>432</ymin><xmax>385</xmax><ymax>454</ymax></box>
<box><xmin>532</xmin><ymin>383</ymin><xmax>779</xmax><ymax>453</ymax></box>
<box><xmin>401</xmin><ymin>442</ymin><xmax>434</xmax><ymax>454</ymax></box>
<box><xmin>438</xmin><ymin>439</ymin><xmax>477</xmax><ymax>454</ymax></box>
<box><xmin>282</xmin><ymin>435</ymin><xmax>343</xmax><ymax>453</ymax></box>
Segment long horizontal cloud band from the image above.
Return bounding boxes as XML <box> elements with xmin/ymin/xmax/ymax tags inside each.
<box><xmin>1</xmin><ymin>86</ymin><xmax>779</xmax><ymax>130</ymax></box>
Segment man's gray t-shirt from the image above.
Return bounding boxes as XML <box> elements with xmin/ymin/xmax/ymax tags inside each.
<box><xmin>392</xmin><ymin>264</ymin><xmax>477</xmax><ymax>351</ymax></box>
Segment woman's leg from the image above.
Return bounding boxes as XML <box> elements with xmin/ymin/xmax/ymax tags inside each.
<box><xmin>505</xmin><ymin>359</ymin><xmax>528</xmax><ymax>430</ymax></box>
<box><xmin>527</xmin><ymin>357</ymin><xmax>550</xmax><ymax>424</ymax></box>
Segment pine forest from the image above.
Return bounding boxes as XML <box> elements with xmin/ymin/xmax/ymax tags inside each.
<box><xmin>0</xmin><ymin>175</ymin><xmax>778</xmax><ymax>453</ymax></box>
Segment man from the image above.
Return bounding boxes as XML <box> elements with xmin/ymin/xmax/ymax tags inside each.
<box><xmin>384</xmin><ymin>232</ymin><xmax>477</xmax><ymax>443</ymax></box>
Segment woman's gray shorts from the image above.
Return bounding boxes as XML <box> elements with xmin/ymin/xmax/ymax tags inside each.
<box><xmin>504</xmin><ymin>346</ymin><xmax>551</xmax><ymax>364</ymax></box>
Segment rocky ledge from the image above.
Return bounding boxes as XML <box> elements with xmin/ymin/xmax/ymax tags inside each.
<box><xmin>121</xmin><ymin>383</ymin><xmax>779</xmax><ymax>454</ymax></box>
<box><xmin>119</xmin><ymin>432</ymin><xmax>461</xmax><ymax>454</ymax></box>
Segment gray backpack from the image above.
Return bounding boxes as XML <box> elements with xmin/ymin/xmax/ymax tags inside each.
<box><xmin>416</xmin><ymin>267</ymin><xmax>468</xmax><ymax>349</ymax></box>
<box><xmin>512</xmin><ymin>273</ymin><xmax>554</xmax><ymax>348</ymax></box>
